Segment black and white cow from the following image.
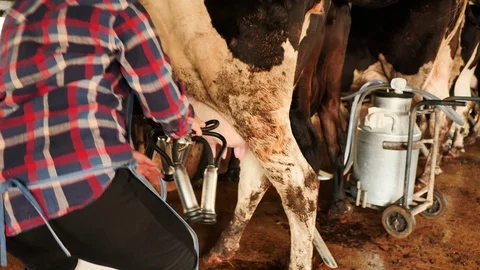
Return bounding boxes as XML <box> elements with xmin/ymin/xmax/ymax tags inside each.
<box><xmin>140</xmin><ymin>0</ymin><xmax>333</xmax><ymax>268</ymax></box>
<box><xmin>446</xmin><ymin>2</ymin><xmax>480</xmax><ymax>155</ymax></box>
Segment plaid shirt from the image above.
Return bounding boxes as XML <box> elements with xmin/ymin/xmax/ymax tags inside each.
<box><xmin>0</xmin><ymin>0</ymin><xmax>194</xmax><ymax>236</ymax></box>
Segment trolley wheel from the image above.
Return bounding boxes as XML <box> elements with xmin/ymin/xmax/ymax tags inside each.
<box><xmin>382</xmin><ymin>205</ymin><xmax>416</xmax><ymax>239</ymax></box>
<box><xmin>421</xmin><ymin>189</ymin><xmax>447</xmax><ymax>218</ymax></box>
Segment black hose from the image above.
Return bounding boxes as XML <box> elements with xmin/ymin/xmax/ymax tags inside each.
<box><xmin>146</xmin><ymin>127</ymin><xmax>173</xmax><ymax>166</ymax></box>
<box><xmin>148</xmin><ymin>127</ymin><xmax>167</xmax><ymax>142</ymax></box>
<box><xmin>172</xmin><ymin>140</ymin><xmax>180</xmax><ymax>164</ymax></box>
<box><xmin>202</xmin><ymin>131</ymin><xmax>228</xmax><ymax>168</ymax></box>
<box><xmin>153</xmin><ymin>144</ymin><xmax>174</xmax><ymax>168</ymax></box>
<box><xmin>192</xmin><ymin>136</ymin><xmax>215</xmax><ymax>166</ymax></box>
<box><xmin>144</xmin><ymin>116</ymin><xmax>226</xmax><ymax>169</ymax></box>
<box><xmin>144</xmin><ymin>117</ymin><xmax>164</xmax><ymax>130</ymax></box>
<box><xmin>201</xmin><ymin>120</ymin><xmax>220</xmax><ymax>132</ymax></box>
<box><xmin>144</xmin><ymin>133</ymin><xmax>156</xmax><ymax>159</ymax></box>
<box><xmin>145</xmin><ymin>144</ymin><xmax>154</xmax><ymax>160</ymax></box>
<box><xmin>143</xmin><ymin>128</ymin><xmax>175</xmax><ymax>181</ymax></box>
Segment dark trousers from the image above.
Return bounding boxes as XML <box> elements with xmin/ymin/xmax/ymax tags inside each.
<box><xmin>6</xmin><ymin>169</ymin><xmax>197</xmax><ymax>270</ymax></box>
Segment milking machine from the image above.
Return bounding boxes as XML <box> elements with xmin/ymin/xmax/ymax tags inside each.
<box><xmin>336</xmin><ymin>78</ymin><xmax>475</xmax><ymax>239</ymax></box>
<box><xmin>143</xmin><ymin>118</ymin><xmax>227</xmax><ymax>225</ymax></box>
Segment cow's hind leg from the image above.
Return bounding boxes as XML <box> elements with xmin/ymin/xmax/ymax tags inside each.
<box><xmin>205</xmin><ymin>149</ymin><xmax>270</xmax><ymax>264</ymax></box>
<box><xmin>248</xmin><ymin>125</ymin><xmax>319</xmax><ymax>269</ymax></box>
<box><xmin>466</xmin><ymin>103</ymin><xmax>480</xmax><ymax>145</ymax></box>
<box><xmin>317</xmin><ymin>1</ymin><xmax>351</xmax><ymax>217</ymax></box>
<box><xmin>319</xmin><ymin>103</ymin><xmax>350</xmax><ymax>216</ymax></box>
<box><xmin>262</xmin><ymin>149</ymin><xmax>319</xmax><ymax>269</ymax></box>
<box><xmin>450</xmin><ymin>123</ymin><xmax>467</xmax><ymax>157</ymax></box>
<box><xmin>466</xmin><ymin>118</ymin><xmax>480</xmax><ymax>145</ymax></box>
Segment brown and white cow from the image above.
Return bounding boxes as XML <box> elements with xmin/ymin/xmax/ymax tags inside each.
<box><xmin>139</xmin><ymin>0</ymin><xmax>334</xmax><ymax>268</ymax></box>
<box><xmin>341</xmin><ymin>0</ymin><xmax>468</xmax><ymax>184</ymax></box>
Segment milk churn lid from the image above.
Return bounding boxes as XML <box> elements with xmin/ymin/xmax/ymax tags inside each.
<box><xmin>373</xmin><ymin>89</ymin><xmax>414</xmax><ymax>99</ymax></box>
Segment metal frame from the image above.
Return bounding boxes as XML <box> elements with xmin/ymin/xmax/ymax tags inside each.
<box><xmin>402</xmin><ymin>96</ymin><xmax>480</xmax><ymax>216</ymax></box>
<box><xmin>405</xmin><ymin>101</ymin><xmax>461</xmax><ymax>215</ymax></box>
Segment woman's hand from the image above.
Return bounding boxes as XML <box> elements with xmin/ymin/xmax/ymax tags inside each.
<box><xmin>191</xmin><ymin>115</ymin><xmax>206</xmax><ymax>136</ymax></box>
<box><xmin>132</xmin><ymin>150</ymin><xmax>163</xmax><ymax>185</ymax></box>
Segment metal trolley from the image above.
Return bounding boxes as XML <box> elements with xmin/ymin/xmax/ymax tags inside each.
<box><xmin>378</xmin><ymin>96</ymin><xmax>480</xmax><ymax>238</ymax></box>
<box><xmin>380</xmin><ymin>99</ymin><xmax>462</xmax><ymax>238</ymax></box>
<box><xmin>343</xmin><ymin>79</ymin><xmax>480</xmax><ymax>239</ymax></box>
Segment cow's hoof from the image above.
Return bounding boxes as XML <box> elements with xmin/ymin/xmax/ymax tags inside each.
<box><xmin>328</xmin><ymin>200</ymin><xmax>353</xmax><ymax>221</ymax></box>
<box><xmin>447</xmin><ymin>147</ymin><xmax>462</xmax><ymax>158</ymax></box>
<box><xmin>414</xmin><ymin>181</ymin><xmax>425</xmax><ymax>191</ymax></box>
<box><xmin>202</xmin><ymin>251</ymin><xmax>235</xmax><ymax>266</ymax></box>
<box><xmin>312</xmin><ymin>256</ymin><xmax>324</xmax><ymax>269</ymax></box>
<box><xmin>465</xmin><ymin>136</ymin><xmax>478</xmax><ymax>146</ymax></box>
<box><xmin>434</xmin><ymin>166</ymin><xmax>443</xmax><ymax>175</ymax></box>
<box><xmin>418</xmin><ymin>175</ymin><xmax>429</xmax><ymax>186</ymax></box>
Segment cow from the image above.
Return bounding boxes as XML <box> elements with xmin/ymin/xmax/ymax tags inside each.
<box><xmin>341</xmin><ymin>0</ymin><xmax>468</xmax><ymax>184</ymax></box>
<box><xmin>290</xmin><ymin>0</ymin><xmax>352</xmax><ymax>216</ymax></box>
<box><xmin>187</xmin><ymin>0</ymin><xmax>353</xmax><ymax>218</ymax></box>
<box><xmin>173</xmin><ymin>0</ymin><xmax>352</xmax><ymax>221</ymax></box>
<box><xmin>465</xmin><ymin>66</ymin><xmax>480</xmax><ymax>144</ymax></box>
<box><xmin>139</xmin><ymin>0</ymin><xmax>335</xmax><ymax>268</ymax></box>
<box><xmin>445</xmin><ymin>2</ymin><xmax>480</xmax><ymax>156</ymax></box>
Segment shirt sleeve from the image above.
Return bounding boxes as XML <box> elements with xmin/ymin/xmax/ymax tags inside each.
<box><xmin>113</xmin><ymin>2</ymin><xmax>194</xmax><ymax>139</ymax></box>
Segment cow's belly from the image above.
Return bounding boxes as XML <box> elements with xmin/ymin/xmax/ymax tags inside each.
<box><xmin>189</xmin><ymin>98</ymin><xmax>247</xmax><ymax>160</ymax></box>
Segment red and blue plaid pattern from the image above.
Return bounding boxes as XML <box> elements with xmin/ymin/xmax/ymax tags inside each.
<box><xmin>0</xmin><ymin>0</ymin><xmax>194</xmax><ymax>236</ymax></box>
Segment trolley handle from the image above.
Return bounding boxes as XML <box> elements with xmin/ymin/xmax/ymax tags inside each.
<box><xmin>444</xmin><ymin>96</ymin><xmax>480</xmax><ymax>102</ymax></box>
<box><xmin>416</xmin><ymin>100</ymin><xmax>466</xmax><ymax>108</ymax></box>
